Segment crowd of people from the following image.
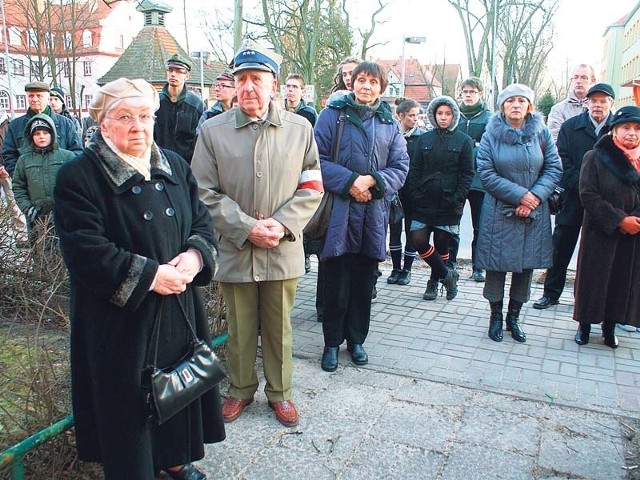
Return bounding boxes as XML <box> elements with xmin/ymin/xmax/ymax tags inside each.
<box><xmin>1</xmin><ymin>42</ymin><xmax>639</xmax><ymax>479</ymax></box>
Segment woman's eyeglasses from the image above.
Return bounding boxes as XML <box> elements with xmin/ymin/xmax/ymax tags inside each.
<box><xmin>107</xmin><ymin>114</ymin><xmax>156</xmax><ymax>125</ymax></box>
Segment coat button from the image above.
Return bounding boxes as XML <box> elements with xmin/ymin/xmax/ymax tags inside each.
<box><xmin>155</xmin><ymin>182</ymin><xmax>164</xmax><ymax>191</ymax></box>
<box><xmin>143</xmin><ymin>211</ymin><xmax>154</xmax><ymax>221</ymax></box>
<box><xmin>165</xmin><ymin>207</ymin><xmax>175</xmax><ymax>217</ymax></box>
<box><xmin>132</xmin><ymin>185</ymin><xmax>142</xmax><ymax>194</ymax></box>
<box><xmin>257</xmin><ymin>172</ymin><xmax>262</xmax><ymax>177</ymax></box>
<box><xmin>254</xmin><ymin>275</ymin><xmax>260</xmax><ymax>281</ymax></box>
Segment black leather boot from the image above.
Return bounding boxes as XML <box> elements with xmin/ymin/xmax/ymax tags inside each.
<box><xmin>601</xmin><ymin>322</ymin><xmax>618</xmax><ymax>349</ymax></box>
<box><xmin>574</xmin><ymin>323</ymin><xmax>591</xmax><ymax>345</ymax></box>
<box><xmin>488</xmin><ymin>300</ymin><xmax>504</xmax><ymax>342</ymax></box>
<box><xmin>506</xmin><ymin>299</ymin><xmax>526</xmax><ymax>343</ymax></box>
<box><xmin>321</xmin><ymin>346</ymin><xmax>339</xmax><ymax>371</ymax></box>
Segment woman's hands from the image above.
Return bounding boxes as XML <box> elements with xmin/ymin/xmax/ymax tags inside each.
<box><xmin>619</xmin><ymin>216</ymin><xmax>640</xmax><ymax>235</ymax></box>
<box><xmin>152</xmin><ymin>249</ymin><xmax>203</xmax><ymax>295</ymax></box>
<box><xmin>515</xmin><ymin>191</ymin><xmax>540</xmax><ymax>217</ymax></box>
<box><xmin>350</xmin><ymin>175</ymin><xmax>376</xmax><ymax>203</ymax></box>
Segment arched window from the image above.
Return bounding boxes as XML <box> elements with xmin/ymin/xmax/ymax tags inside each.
<box><xmin>0</xmin><ymin>90</ymin><xmax>9</xmax><ymax>110</ymax></box>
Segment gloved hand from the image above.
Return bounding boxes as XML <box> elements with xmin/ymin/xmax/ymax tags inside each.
<box><xmin>619</xmin><ymin>216</ymin><xmax>640</xmax><ymax>235</ymax></box>
<box><xmin>27</xmin><ymin>206</ymin><xmax>39</xmax><ymax>223</ymax></box>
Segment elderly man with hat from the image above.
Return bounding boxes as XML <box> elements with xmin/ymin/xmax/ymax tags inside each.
<box><xmin>49</xmin><ymin>86</ymin><xmax>82</xmax><ymax>135</ymax></box>
<box><xmin>196</xmin><ymin>70</ymin><xmax>235</xmax><ymax>135</ymax></box>
<box><xmin>2</xmin><ymin>81</ymin><xmax>82</xmax><ymax>176</ymax></box>
<box><xmin>192</xmin><ymin>42</ymin><xmax>322</xmax><ymax>427</ymax></box>
<box><xmin>533</xmin><ymin>83</ymin><xmax>615</xmax><ymax>311</ymax></box>
<box><xmin>154</xmin><ymin>53</ymin><xmax>204</xmax><ymax>164</ymax></box>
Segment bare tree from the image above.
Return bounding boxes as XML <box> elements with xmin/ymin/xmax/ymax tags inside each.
<box><xmin>447</xmin><ymin>0</ymin><xmax>496</xmax><ymax>77</ymax></box>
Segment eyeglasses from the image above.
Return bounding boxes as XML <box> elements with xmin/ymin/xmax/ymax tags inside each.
<box><xmin>213</xmin><ymin>83</ymin><xmax>234</xmax><ymax>89</ymax></box>
<box><xmin>461</xmin><ymin>89</ymin><xmax>479</xmax><ymax>95</ymax></box>
<box><xmin>106</xmin><ymin>113</ymin><xmax>156</xmax><ymax>125</ymax></box>
<box><xmin>572</xmin><ymin>75</ymin><xmax>590</xmax><ymax>81</ymax></box>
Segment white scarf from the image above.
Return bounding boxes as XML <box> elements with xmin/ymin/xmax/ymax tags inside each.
<box><xmin>103</xmin><ymin>136</ymin><xmax>152</xmax><ymax>180</ymax></box>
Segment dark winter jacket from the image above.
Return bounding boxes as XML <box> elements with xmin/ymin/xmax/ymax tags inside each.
<box><xmin>54</xmin><ymin>131</ymin><xmax>225</xmax><ymax>478</ymax></box>
<box><xmin>456</xmin><ymin>101</ymin><xmax>492</xmax><ymax>191</ymax></box>
<box><xmin>574</xmin><ymin>134</ymin><xmax>640</xmax><ymax>326</ymax></box>
<box><xmin>3</xmin><ymin>106</ymin><xmax>82</xmax><ymax>176</ymax></box>
<box><xmin>314</xmin><ymin>93</ymin><xmax>409</xmax><ymax>262</ymax></box>
<box><xmin>12</xmin><ymin>113</ymin><xmax>75</xmax><ymax>215</ymax></box>
<box><xmin>397</xmin><ymin>125</ymin><xmax>426</xmax><ymax>214</ymax></box>
<box><xmin>196</xmin><ymin>100</ymin><xmax>228</xmax><ymax>135</ymax></box>
<box><xmin>154</xmin><ymin>84</ymin><xmax>204</xmax><ymax>163</ymax></box>
<box><xmin>406</xmin><ymin>96</ymin><xmax>474</xmax><ymax>226</ymax></box>
<box><xmin>555</xmin><ymin>110</ymin><xmax>612</xmax><ymax>226</ymax></box>
<box><xmin>475</xmin><ymin>112</ymin><xmax>563</xmax><ymax>272</ymax></box>
<box><xmin>285</xmin><ymin>98</ymin><xmax>318</xmax><ymax>127</ymax></box>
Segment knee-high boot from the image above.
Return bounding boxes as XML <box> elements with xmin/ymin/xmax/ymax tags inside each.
<box><xmin>488</xmin><ymin>300</ymin><xmax>503</xmax><ymax>342</ymax></box>
<box><xmin>506</xmin><ymin>299</ymin><xmax>526</xmax><ymax>343</ymax></box>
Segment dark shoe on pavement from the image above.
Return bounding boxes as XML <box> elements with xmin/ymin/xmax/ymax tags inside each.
<box><xmin>396</xmin><ymin>269</ymin><xmax>412</xmax><ymax>285</ymax></box>
<box><xmin>602</xmin><ymin>323</ymin><xmax>619</xmax><ymax>349</ymax></box>
<box><xmin>321</xmin><ymin>346</ymin><xmax>339</xmax><ymax>372</ymax></box>
<box><xmin>347</xmin><ymin>343</ymin><xmax>368</xmax><ymax>365</ymax></box>
<box><xmin>471</xmin><ymin>270</ymin><xmax>485</xmax><ymax>282</ymax></box>
<box><xmin>387</xmin><ymin>269</ymin><xmax>401</xmax><ymax>284</ymax></box>
<box><xmin>164</xmin><ymin>463</ymin><xmax>206</xmax><ymax>480</ymax></box>
<box><xmin>371</xmin><ymin>285</ymin><xmax>378</xmax><ymax>302</ymax></box>
<box><xmin>221</xmin><ymin>396</ymin><xmax>254</xmax><ymax>423</ymax></box>
<box><xmin>574</xmin><ymin>323</ymin><xmax>591</xmax><ymax>345</ymax></box>
<box><xmin>441</xmin><ymin>269</ymin><xmax>460</xmax><ymax>300</ymax></box>
<box><xmin>423</xmin><ymin>280</ymin><xmax>438</xmax><ymax>301</ymax></box>
<box><xmin>268</xmin><ymin>400</ymin><xmax>299</xmax><ymax>427</ymax></box>
<box><xmin>304</xmin><ymin>255</ymin><xmax>311</xmax><ymax>274</ymax></box>
<box><xmin>532</xmin><ymin>296</ymin><xmax>559</xmax><ymax>310</ymax></box>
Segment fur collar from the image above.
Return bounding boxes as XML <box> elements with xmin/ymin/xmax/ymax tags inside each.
<box><xmin>485</xmin><ymin>112</ymin><xmax>546</xmax><ymax>145</ymax></box>
<box><xmin>426</xmin><ymin>95</ymin><xmax>460</xmax><ymax>132</ymax></box>
<box><xmin>86</xmin><ymin>130</ymin><xmax>174</xmax><ymax>191</ymax></box>
<box><xmin>594</xmin><ymin>134</ymin><xmax>640</xmax><ymax>185</ymax></box>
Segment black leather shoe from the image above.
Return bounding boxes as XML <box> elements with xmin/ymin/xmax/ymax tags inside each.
<box><xmin>165</xmin><ymin>463</ymin><xmax>206</xmax><ymax>480</ymax></box>
<box><xmin>348</xmin><ymin>343</ymin><xmax>368</xmax><ymax>365</ymax></box>
<box><xmin>532</xmin><ymin>296</ymin><xmax>559</xmax><ymax>310</ymax></box>
<box><xmin>396</xmin><ymin>269</ymin><xmax>412</xmax><ymax>285</ymax></box>
<box><xmin>602</xmin><ymin>323</ymin><xmax>619</xmax><ymax>349</ymax></box>
<box><xmin>321</xmin><ymin>346</ymin><xmax>339</xmax><ymax>371</ymax></box>
<box><xmin>387</xmin><ymin>269</ymin><xmax>401</xmax><ymax>284</ymax></box>
<box><xmin>574</xmin><ymin>323</ymin><xmax>590</xmax><ymax>345</ymax></box>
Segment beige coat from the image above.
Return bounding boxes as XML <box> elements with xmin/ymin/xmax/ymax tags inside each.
<box><xmin>192</xmin><ymin>102</ymin><xmax>321</xmax><ymax>282</ymax></box>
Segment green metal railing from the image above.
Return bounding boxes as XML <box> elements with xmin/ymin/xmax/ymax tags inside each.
<box><xmin>0</xmin><ymin>332</ymin><xmax>228</xmax><ymax>480</ymax></box>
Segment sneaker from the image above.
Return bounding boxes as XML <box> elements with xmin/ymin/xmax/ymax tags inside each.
<box><xmin>617</xmin><ymin>323</ymin><xmax>637</xmax><ymax>332</ymax></box>
<box><xmin>471</xmin><ymin>270</ymin><xmax>485</xmax><ymax>282</ymax></box>
<box><xmin>396</xmin><ymin>269</ymin><xmax>412</xmax><ymax>286</ymax></box>
<box><xmin>423</xmin><ymin>280</ymin><xmax>438</xmax><ymax>301</ymax></box>
<box><xmin>441</xmin><ymin>269</ymin><xmax>460</xmax><ymax>300</ymax></box>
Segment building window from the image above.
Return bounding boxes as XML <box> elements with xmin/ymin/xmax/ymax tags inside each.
<box><xmin>16</xmin><ymin>95</ymin><xmax>26</xmax><ymax>110</ymax></box>
<box><xmin>9</xmin><ymin>27</ymin><xmax>21</xmax><ymax>46</ymax></box>
<box><xmin>65</xmin><ymin>94</ymin><xmax>72</xmax><ymax>106</ymax></box>
<box><xmin>83</xmin><ymin>61</ymin><xmax>92</xmax><ymax>76</ymax></box>
<box><xmin>118</xmin><ymin>34</ymin><xmax>124</xmax><ymax>49</ymax></box>
<box><xmin>64</xmin><ymin>32</ymin><xmax>72</xmax><ymax>49</ymax></box>
<box><xmin>63</xmin><ymin>62</ymin><xmax>70</xmax><ymax>78</ymax></box>
<box><xmin>0</xmin><ymin>58</ymin><xmax>5</xmax><ymax>73</ymax></box>
<box><xmin>45</xmin><ymin>32</ymin><xmax>55</xmax><ymax>50</ymax></box>
<box><xmin>0</xmin><ymin>91</ymin><xmax>9</xmax><ymax>110</ymax></box>
<box><xmin>12</xmin><ymin>59</ymin><xmax>24</xmax><ymax>76</ymax></box>
<box><xmin>84</xmin><ymin>94</ymin><xmax>93</xmax><ymax>109</ymax></box>
<box><xmin>27</xmin><ymin>28</ymin><xmax>37</xmax><ymax>49</ymax></box>
<box><xmin>82</xmin><ymin>30</ymin><xmax>92</xmax><ymax>47</ymax></box>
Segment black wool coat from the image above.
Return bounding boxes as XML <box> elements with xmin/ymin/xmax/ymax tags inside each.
<box><xmin>574</xmin><ymin>134</ymin><xmax>640</xmax><ymax>326</ymax></box>
<box><xmin>54</xmin><ymin>132</ymin><xmax>225</xmax><ymax>480</ymax></box>
<box><xmin>555</xmin><ymin>110</ymin><xmax>611</xmax><ymax>226</ymax></box>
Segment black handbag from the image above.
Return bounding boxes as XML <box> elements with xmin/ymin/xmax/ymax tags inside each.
<box><xmin>303</xmin><ymin>110</ymin><xmax>346</xmax><ymax>240</ymax></box>
<box><xmin>144</xmin><ymin>296</ymin><xmax>227</xmax><ymax>425</ymax></box>
<box><xmin>548</xmin><ymin>186</ymin><xmax>565</xmax><ymax>215</ymax></box>
<box><xmin>388</xmin><ymin>193</ymin><xmax>405</xmax><ymax>224</ymax></box>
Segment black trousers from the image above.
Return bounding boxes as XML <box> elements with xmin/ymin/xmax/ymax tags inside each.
<box><xmin>543</xmin><ymin>224</ymin><xmax>581</xmax><ymax>300</ymax></box>
<box><xmin>448</xmin><ymin>190</ymin><xmax>484</xmax><ymax>269</ymax></box>
<box><xmin>321</xmin><ymin>253</ymin><xmax>378</xmax><ymax>347</ymax></box>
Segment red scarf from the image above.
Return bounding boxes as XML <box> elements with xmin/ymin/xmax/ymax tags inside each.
<box><xmin>613</xmin><ymin>136</ymin><xmax>640</xmax><ymax>174</ymax></box>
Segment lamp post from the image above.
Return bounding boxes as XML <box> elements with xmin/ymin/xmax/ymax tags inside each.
<box><xmin>400</xmin><ymin>36</ymin><xmax>426</xmax><ymax>98</ymax></box>
<box><xmin>191</xmin><ymin>51</ymin><xmax>209</xmax><ymax>102</ymax></box>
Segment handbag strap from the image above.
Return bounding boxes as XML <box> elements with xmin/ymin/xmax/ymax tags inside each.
<box><xmin>146</xmin><ymin>294</ymin><xmax>199</xmax><ymax>369</ymax></box>
<box><xmin>330</xmin><ymin>109</ymin><xmax>346</xmax><ymax>164</ymax></box>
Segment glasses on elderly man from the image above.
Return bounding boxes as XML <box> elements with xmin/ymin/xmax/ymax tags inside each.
<box><xmin>106</xmin><ymin>113</ymin><xmax>156</xmax><ymax>125</ymax></box>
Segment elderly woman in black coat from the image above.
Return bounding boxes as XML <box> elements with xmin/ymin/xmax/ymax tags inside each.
<box><xmin>54</xmin><ymin>78</ymin><xmax>225</xmax><ymax>480</ymax></box>
<box><xmin>574</xmin><ymin>106</ymin><xmax>640</xmax><ymax>349</ymax></box>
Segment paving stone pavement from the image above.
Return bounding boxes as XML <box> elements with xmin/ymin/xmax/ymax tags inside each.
<box><xmin>197</xmin><ymin>259</ymin><xmax>638</xmax><ymax>479</ymax></box>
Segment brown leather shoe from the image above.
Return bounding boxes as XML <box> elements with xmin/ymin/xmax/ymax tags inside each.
<box><xmin>221</xmin><ymin>396</ymin><xmax>253</xmax><ymax>423</ymax></box>
<box><xmin>268</xmin><ymin>400</ymin><xmax>299</xmax><ymax>427</ymax></box>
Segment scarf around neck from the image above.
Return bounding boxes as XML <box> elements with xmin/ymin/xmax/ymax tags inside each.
<box><xmin>459</xmin><ymin>100</ymin><xmax>485</xmax><ymax>118</ymax></box>
<box><xmin>613</xmin><ymin>135</ymin><xmax>640</xmax><ymax>173</ymax></box>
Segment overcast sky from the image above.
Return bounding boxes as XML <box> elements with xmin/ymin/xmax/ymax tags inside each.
<box><xmin>166</xmin><ymin>0</ymin><xmax>639</xmax><ymax>80</ymax></box>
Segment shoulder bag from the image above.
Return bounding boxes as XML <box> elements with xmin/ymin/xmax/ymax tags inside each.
<box><xmin>303</xmin><ymin>110</ymin><xmax>346</xmax><ymax>240</ymax></box>
<box><xmin>143</xmin><ymin>295</ymin><xmax>227</xmax><ymax>425</ymax></box>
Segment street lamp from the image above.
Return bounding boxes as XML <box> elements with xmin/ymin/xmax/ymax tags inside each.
<box><xmin>190</xmin><ymin>51</ymin><xmax>210</xmax><ymax>102</ymax></box>
<box><xmin>401</xmin><ymin>36</ymin><xmax>426</xmax><ymax>98</ymax></box>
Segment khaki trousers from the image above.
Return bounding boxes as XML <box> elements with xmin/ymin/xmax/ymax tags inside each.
<box><xmin>221</xmin><ymin>278</ymin><xmax>298</xmax><ymax>402</ymax></box>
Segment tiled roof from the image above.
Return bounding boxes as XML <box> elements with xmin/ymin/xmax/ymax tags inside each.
<box><xmin>98</xmin><ymin>26</ymin><xmax>225</xmax><ymax>86</ymax></box>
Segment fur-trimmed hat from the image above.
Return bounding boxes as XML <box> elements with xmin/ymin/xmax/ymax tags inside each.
<box><xmin>89</xmin><ymin>78</ymin><xmax>159</xmax><ymax>122</ymax></box>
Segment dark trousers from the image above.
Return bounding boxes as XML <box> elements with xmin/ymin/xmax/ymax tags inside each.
<box><xmin>448</xmin><ymin>190</ymin><xmax>484</xmax><ymax>269</ymax></box>
<box><xmin>315</xmin><ymin>260</ymin><xmax>325</xmax><ymax>316</ymax></box>
<box><xmin>321</xmin><ymin>254</ymin><xmax>378</xmax><ymax>347</ymax></box>
<box><xmin>543</xmin><ymin>224</ymin><xmax>581</xmax><ymax>300</ymax></box>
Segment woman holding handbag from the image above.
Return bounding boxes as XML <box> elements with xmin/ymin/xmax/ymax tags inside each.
<box><xmin>54</xmin><ymin>78</ymin><xmax>225</xmax><ymax>480</ymax></box>
<box><xmin>314</xmin><ymin>61</ymin><xmax>409</xmax><ymax>372</ymax></box>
